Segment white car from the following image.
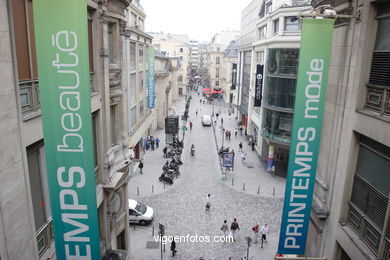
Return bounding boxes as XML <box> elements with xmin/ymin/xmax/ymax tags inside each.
<box><xmin>128</xmin><ymin>199</ymin><xmax>154</xmax><ymax>225</ymax></box>
<box><xmin>201</xmin><ymin>115</ymin><xmax>212</xmax><ymax>126</ymax></box>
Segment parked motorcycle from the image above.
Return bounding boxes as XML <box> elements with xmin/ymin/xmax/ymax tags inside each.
<box><xmin>159</xmin><ymin>172</ymin><xmax>174</xmax><ymax>184</ymax></box>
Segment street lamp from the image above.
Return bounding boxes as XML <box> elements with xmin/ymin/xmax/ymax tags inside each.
<box><xmin>221</xmin><ymin>128</ymin><xmax>225</xmax><ymax>149</ymax></box>
<box><xmin>212</xmin><ymin>98</ymin><xmax>215</xmax><ymax>117</ymax></box>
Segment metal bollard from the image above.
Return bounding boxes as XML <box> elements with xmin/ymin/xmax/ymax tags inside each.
<box><xmin>257</xmin><ymin>185</ymin><xmax>260</xmax><ymax>194</ymax></box>
<box><xmin>152</xmin><ymin>226</ymin><xmax>154</xmax><ymax>236</ymax></box>
<box><xmin>152</xmin><ymin>185</ymin><xmax>154</xmax><ymax>193</ymax></box>
<box><xmin>243</xmin><ymin>183</ymin><xmax>246</xmax><ymax>191</ymax></box>
<box><xmin>137</xmin><ymin>186</ymin><xmax>139</xmax><ymax>195</ymax></box>
<box><xmin>232</xmin><ymin>178</ymin><xmax>234</xmax><ymax>186</ymax></box>
<box><xmin>273</xmin><ymin>187</ymin><xmax>275</xmax><ymax>195</ymax></box>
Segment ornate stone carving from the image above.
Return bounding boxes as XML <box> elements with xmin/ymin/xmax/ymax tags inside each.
<box><xmin>107</xmin><ymin>0</ymin><xmax>130</xmax><ymax>17</ymax></box>
<box><xmin>109</xmin><ymin>67</ymin><xmax>122</xmax><ymax>88</ymax></box>
<box><xmin>119</xmin><ymin>19</ymin><xmax>127</xmax><ymax>36</ymax></box>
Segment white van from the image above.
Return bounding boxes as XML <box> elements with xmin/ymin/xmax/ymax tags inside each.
<box><xmin>201</xmin><ymin>115</ymin><xmax>212</xmax><ymax>126</ymax></box>
<box><xmin>128</xmin><ymin>199</ymin><xmax>154</xmax><ymax>225</ymax></box>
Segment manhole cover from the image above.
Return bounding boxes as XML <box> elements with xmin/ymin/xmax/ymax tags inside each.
<box><xmin>146</xmin><ymin>241</ymin><xmax>159</xmax><ymax>249</ymax></box>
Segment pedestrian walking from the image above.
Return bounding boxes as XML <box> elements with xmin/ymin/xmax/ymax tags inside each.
<box><xmin>189</xmin><ymin>121</ymin><xmax>193</xmax><ymax>130</ymax></box>
<box><xmin>216</xmin><ymin>113</ymin><xmax>219</xmax><ymax>120</ymax></box>
<box><xmin>228</xmin><ymin>131</ymin><xmax>231</xmax><ymax>140</ymax></box>
<box><xmin>252</xmin><ymin>224</ymin><xmax>260</xmax><ymax>243</ymax></box>
<box><xmin>231</xmin><ymin>149</ymin><xmax>235</xmax><ymax>158</ymax></box>
<box><xmin>138</xmin><ymin>161</ymin><xmax>144</xmax><ymax>174</ymax></box>
<box><xmin>239</xmin><ymin>141</ymin><xmax>243</xmax><ymax>152</ymax></box>
<box><xmin>221</xmin><ymin>117</ymin><xmax>223</xmax><ymax>124</ymax></box>
<box><xmin>200</xmin><ymin>99</ymin><xmax>202</xmax><ymax>104</ymax></box>
<box><xmin>225</xmin><ymin>130</ymin><xmax>229</xmax><ymax>139</ymax></box>
<box><xmin>235</xmin><ymin>128</ymin><xmax>238</xmax><ymax>137</ymax></box>
<box><xmin>163</xmin><ymin>146</ymin><xmax>167</xmax><ymax>158</ymax></box>
<box><xmin>151</xmin><ymin>138</ymin><xmax>155</xmax><ymax>150</ymax></box>
<box><xmin>155</xmin><ymin>137</ymin><xmax>160</xmax><ymax>148</ymax></box>
<box><xmin>251</xmin><ymin>140</ymin><xmax>255</xmax><ymax>151</ymax></box>
<box><xmin>144</xmin><ymin>138</ymin><xmax>149</xmax><ymax>150</ymax></box>
<box><xmin>196</xmin><ymin>109</ymin><xmax>198</xmax><ymax>116</ymax></box>
<box><xmin>240</xmin><ymin>152</ymin><xmax>246</xmax><ymax>163</ymax></box>
<box><xmin>230</xmin><ymin>218</ymin><xmax>240</xmax><ymax>241</ymax></box>
<box><xmin>260</xmin><ymin>224</ymin><xmax>269</xmax><ymax>248</ymax></box>
<box><xmin>205</xmin><ymin>194</ymin><xmax>211</xmax><ymax>212</ymax></box>
<box><xmin>171</xmin><ymin>240</ymin><xmax>177</xmax><ymax>256</ymax></box>
<box><xmin>221</xmin><ymin>220</ymin><xmax>229</xmax><ymax>236</ymax></box>
<box><xmin>239</xmin><ymin>126</ymin><xmax>243</xmax><ymax>135</ymax></box>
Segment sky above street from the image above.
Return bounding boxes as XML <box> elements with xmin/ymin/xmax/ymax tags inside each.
<box><xmin>141</xmin><ymin>0</ymin><xmax>252</xmax><ymax>42</ymax></box>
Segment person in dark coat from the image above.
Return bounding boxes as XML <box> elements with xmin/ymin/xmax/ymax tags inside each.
<box><xmin>163</xmin><ymin>146</ymin><xmax>167</xmax><ymax>158</ymax></box>
<box><xmin>171</xmin><ymin>240</ymin><xmax>177</xmax><ymax>256</ymax></box>
<box><xmin>251</xmin><ymin>141</ymin><xmax>255</xmax><ymax>151</ymax></box>
<box><xmin>138</xmin><ymin>161</ymin><xmax>144</xmax><ymax>174</ymax></box>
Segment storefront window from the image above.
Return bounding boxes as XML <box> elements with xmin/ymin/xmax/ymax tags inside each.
<box><xmin>264</xmin><ymin>77</ymin><xmax>296</xmax><ymax>109</ymax></box>
<box><xmin>266</xmin><ymin>49</ymin><xmax>299</xmax><ymax>76</ymax></box>
<box><xmin>261</xmin><ymin>109</ymin><xmax>293</xmax><ymax>143</ymax></box>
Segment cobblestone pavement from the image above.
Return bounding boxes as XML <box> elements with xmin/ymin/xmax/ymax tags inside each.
<box><xmin>210</xmin><ymin>100</ymin><xmax>286</xmax><ymax>198</ymax></box>
<box><xmin>128</xmin><ymin>97</ymin><xmax>187</xmax><ymax>198</ymax></box>
<box><xmin>129</xmin><ymin>91</ymin><xmax>285</xmax><ymax>260</ymax></box>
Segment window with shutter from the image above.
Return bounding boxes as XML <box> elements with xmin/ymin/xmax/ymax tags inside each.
<box><xmin>365</xmin><ymin>2</ymin><xmax>390</xmax><ymax>116</ymax></box>
<box><xmin>347</xmin><ymin>134</ymin><xmax>390</xmax><ymax>256</ymax></box>
<box><xmin>12</xmin><ymin>0</ymin><xmax>40</xmax><ymax>115</ymax></box>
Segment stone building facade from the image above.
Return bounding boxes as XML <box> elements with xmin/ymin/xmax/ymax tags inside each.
<box><xmin>0</xmin><ymin>0</ymin><xmax>134</xmax><ymax>258</ymax></box>
<box><xmin>306</xmin><ymin>0</ymin><xmax>390</xmax><ymax>259</ymax></box>
<box><xmin>149</xmin><ymin>32</ymin><xmax>191</xmax><ymax>98</ymax></box>
<box><xmin>154</xmin><ymin>50</ymin><xmax>180</xmax><ymax>129</ymax></box>
<box><xmin>125</xmin><ymin>0</ymin><xmax>156</xmax><ymax>167</ymax></box>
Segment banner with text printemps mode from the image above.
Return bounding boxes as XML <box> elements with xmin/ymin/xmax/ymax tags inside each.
<box><xmin>278</xmin><ymin>19</ymin><xmax>334</xmax><ymax>255</ymax></box>
<box><xmin>33</xmin><ymin>1</ymin><xmax>100</xmax><ymax>259</ymax></box>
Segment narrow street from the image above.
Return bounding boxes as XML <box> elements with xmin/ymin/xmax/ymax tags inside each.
<box><xmin>129</xmin><ymin>91</ymin><xmax>285</xmax><ymax>260</ymax></box>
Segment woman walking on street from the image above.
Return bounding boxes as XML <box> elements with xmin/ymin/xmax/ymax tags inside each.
<box><xmin>221</xmin><ymin>220</ymin><xmax>229</xmax><ymax>237</ymax></box>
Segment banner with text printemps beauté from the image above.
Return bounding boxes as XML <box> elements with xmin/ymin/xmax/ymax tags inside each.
<box><xmin>147</xmin><ymin>46</ymin><xmax>155</xmax><ymax>108</ymax></box>
<box><xmin>33</xmin><ymin>1</ymin><xmax>100</xmax><ymax>259</ymax></box>
<box><xmin>278</xmin><ymin>18</ymin><xmax>334</xmax><ymax>255</ymax></box>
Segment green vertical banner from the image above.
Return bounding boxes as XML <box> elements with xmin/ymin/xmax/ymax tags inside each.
<box><xmin>33</xmin><ymin>1</ymin><xmax>100</xmax><ymax>259</ymax></box>
<box><xmin>278</xmin><ymin>19</ymin><xmax>334</xmax><ymax>255</ymax></box>
<box><xmin>147</xmin><ymin>46</ymin><xmax>155</xmax><ymax>108</ymax></box>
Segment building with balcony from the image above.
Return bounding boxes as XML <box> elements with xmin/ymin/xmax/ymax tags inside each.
<box><xmin>248</xmin><ymin>2</ymin><xmax>310</xmax><ymax>175</ymax></box>
<box><xmin>305</xmin><ymin>0</ymin><xmax>390</xmax><ymax>259</ymax></box>
<box><xmin>198</xmin><ymin>42</ymin><xmax>210</xmax><ymax>86</ymax></box>
<box><xmin>208</xmin><ymin>31</ymin><xmax>240</xmax><ymax>94</ymax></box>
<box><xmin>154</xmin><ymin>50</ymin><xmax>180</xmax><ymax>129</ymax></box>
<box><xmin>189</xmin><ymin>40</ymin><xmax>199</xmax><ymax>76</ymax></box>
<box><xmin>223</xmin><ymin>40</ymin><xmax>240</xmax><ymax>104</ymax></box>
<box><xmin>0</xmin><ymin>0</ymin><xmax>134</xmax><ymax>259</ymax></box>
<box><xmin>125</xmin><ymin>0</ymin><xmax>156</xmax><ymax>165</ymax></box>
<box><xmin>148</xmin><ymin>32</ymin><xmax>190</xmax><ymax>98</ymax></box>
